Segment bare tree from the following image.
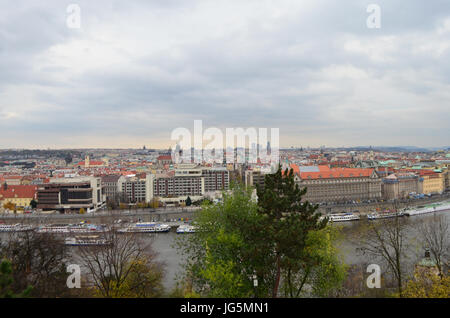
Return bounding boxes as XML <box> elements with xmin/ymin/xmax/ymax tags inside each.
<box><xmin>76</xmin><ymin>231</ymin><xmax>164</xmax><ymax>297</ymax></box>
<box><xmin>0</xmin><ymin>231</ymin><xmax>71</xmax><ymax>297</ymax></box>
<box><xmin>417</xmin><ymin>214</ymin><xmax>449</xmax><ymax>277</ymax></box>
<box><xmin>358</xmin><ymin>217</ymin><xmax>410</xmax><ymax>296</ymax></box>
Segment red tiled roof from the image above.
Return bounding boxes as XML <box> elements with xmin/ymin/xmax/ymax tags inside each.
<box><xmin>76</xmin><ymin>161</ymin><xmax>104</xmax><ymax>166</ymax></box>
<box><xmin>0</xmin><ymin>185</ymin><xmax>38</xmax><ymax>199</ymax></box>
<box><xmin>290</xmin><ymin>164</ymin><xmax>374</xmax><ymax>180</ymax></box>
<box><xmin>4</xmin><ymin>175</ymin><xmax>22</xmax><ymax>180</ymax></box>
<box><xmin>157</xmin><ymin>155</ymin><xmax>172</xmax><ymax>161</ymax></box>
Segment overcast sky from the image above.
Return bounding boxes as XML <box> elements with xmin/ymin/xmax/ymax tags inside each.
<box><xmin>1</xmin><ymin>0</ymin><xmax>449</xmax><ymax>149</ymax></box>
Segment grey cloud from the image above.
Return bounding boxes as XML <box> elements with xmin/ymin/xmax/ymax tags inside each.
<box><xmin>0</xmin><ymin>0</ymin><xmax>449</xmax><ymax>148</ymax></box>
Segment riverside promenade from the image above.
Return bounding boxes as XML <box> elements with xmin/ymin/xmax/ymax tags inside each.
<box><xmin>1</xmin><ymin>192</ymin><xmax>449</xmax><ymax>224</ymax></box>
<box><xmin>0</xmin><ymin>207</ymin><xmax>200</xmax><ymax>225</ymax></box>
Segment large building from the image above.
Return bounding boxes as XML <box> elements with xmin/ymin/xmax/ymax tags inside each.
<box><xmin>202</xmin><ymin>167</ymin><xmax>230</xmax><ymax>192</ymax></box>
<box><xmin>119</xmin><ymin>174</ymin><xmax>153</xmax><ymax>203</ymax></box>
<box><xmin>148</xmin><ymin>164</ymin><xmax>230</xmax><ymax>205</ymax></box>
<box><xmin>74</xmin><ymin>155</ymin><xmax>107</xmax><ymax>168</ymax></box>
<box><xmin>101</xmin><ymin>174</ymin><xmax>122</xmax><ymax>202</ymax></box>
<box><xmin>244</xmin><ymin>169</ymin><xmax>267</xmax><ymax>190</ymax></box>
<box><xmin>36</xmin><ymin>176</ymin><xmax>104</xmax><ymax>213</ymax></box>
<box><xmin>0</xmin><ymin>184</ymin><xmax>38</xmax><ymax>209</ymax></box>
<box><xmin>3</xmin><ymin>175</ymin><xmax>23</xmax><ymax>185</ymax></box>
<box><xmin>291</xmin><ymin>165</ymin><xmax>382</xmax><ymax>204</ymax></box>
<box><xmin>156</xmin><ymin>155</ymin><xmax>173</xmax><ymax>166</ymax></box>
<box><xmin>382</xmin><ymin>173</ymin><xmax>422</xmax><ymax>200</ymax></box>
<box><xmin>420</xmin><ymin>171</ymin><xmax>445</xmax><ymax>195</ymax></box>
<box><xmin>153</xmin><ymin>169</ymin><xmax>203</xmax><ymax>200</ymax></box>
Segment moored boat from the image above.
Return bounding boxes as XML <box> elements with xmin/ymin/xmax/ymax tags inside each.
<box><xmin>176</xmin><ymin>224</ymin><xmax>196</xmax><ymax>234</ymax></box>
<box><xmin>0</xmin><ymin>223</ymin><xmax>34</xmax><ymax>232</ymax></box>
<box><xmin>69</xmin><ymin>223</ymin><xmax>110</xmax><ymax>233</ymax></box>
<box><xmin>325</xmin><ymin>213</ymin><xmax>360</xmax><ymax>222</ymax></box>
<box><xmin>65</xmin><ymin>235</ymin><xmax>111</xmax><ymax>246</ymax></box>
<box><xmin>117</xmin><ymin>222</ymin><xmax>171</xmax><ymax>233</ymax></box>
<box><xmin>36</xmin><ymin>223</ymin><xmax>110</xmax><ymax>234</ymax></box>
<box><xmin>403</xmin><ymin>202</ymin><xmax>450</xmax><ymax>216</ymax></box>
<box><xmin>367</xmin><ymin>211</ymin><xmax>404</xmax><ymax>220</ymax></box>
<box><xmin>36</xmin><ymin>224</ymin><xmax>71</xmax><ymax>233</ymax></box>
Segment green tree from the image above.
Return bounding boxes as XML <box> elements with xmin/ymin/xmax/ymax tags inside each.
<box><xmin>256</xmin><ymin>166</ymin><xmax>331</xmax><ymax>297</ymax></box>
<box><xmin>0</xmin><ymin>259</ymin><xmax>32</xmax><ymax>298</ymax></box>
<box><xmin>177</xmin><ymin>185</ymin><xmax>269</xmax><ymax>297</ymax></box>
<box><xmin>0</xmin><ymin>259</ymin><xmax>15</xmax><ymax>298</ymax></box>
<box><xmin>281</xmin><ymin>226</ymin><xmax>347</xmax><ymax>297</ymax></box>
<box><xmin>177</xmin><ymin>167</ymin><xmax>346</xmax><ymax>298</ymax></box>
<box><xmin>29</xmin><ymin>199</ymin><xmax>38</xmax><ymax>209</ymax></box>
<box><xmin>186</xmin><ymin>196</ymin><xmax>192</xmax><ymax>207</ymax></box>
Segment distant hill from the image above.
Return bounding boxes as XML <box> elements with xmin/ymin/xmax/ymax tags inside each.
<box><xmin>353</xmin><ymin>146</ymin><xmax>450</xmax><ymax>153</ymax></box>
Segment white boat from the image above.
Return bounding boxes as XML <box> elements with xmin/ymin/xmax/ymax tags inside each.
<box><xmin>176</xmin><ymin>224</ymin><xmax>196</xmax><ymax>234</ymax></box>
<box><xmin>65</xmin><ymin>236</ymin><xmax>111</xmax><ymax>246</ymax></box>
<box><xmin>36</xmin><ymin>223</ymin><xmax>110</xmax><ymax>234</ymax></box>
<box><xmin>367</xmin><ymin>211</ymin><xmax>404</xmax><ymax>220</ymax></box>
<box><xmin>68</xmin><ymin>223</ymin><xmax>110</xmax><ymax>233</ymax></box>
<box><xmin>117</xmin><ymin>222</ymin><xmax>171</xmax><ymax>233</ymax></box>
<box><xmin>326</xmin><ymin>213</ymin><xmax>360</xmax><ymax>222</ymax></box>
<box><xmin>36</xmin><ymin>224</ymin><xmax>71</xmax><ymax>233</ymax></box>
<box><xmin>403</xmin><ymin>202</ymin><xmax>450</xmax><ymax>216</ymax></box>
<box><xmin>0</xmin><ymin>223</ymin><xmax>34</xmax><ymax>232</ymax></box>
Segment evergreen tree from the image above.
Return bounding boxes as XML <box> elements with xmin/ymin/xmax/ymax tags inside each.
<box><xmin>0</xmin><ymin>259</ymin><xmax>32</xmax><ymax>298</ymax></box>
<box><xmin>256</xmin><ymin>166</ymin><xmax>329</xmax><ymax>297</ymax></box>
<box><xmin>30</xmin><ymin>199</ymin><xmax>37</xmax><ymax>209</ymax></box>
<box><xmin>178</xmin><ymin>166</ymin><xmax>346</xmax><ymax>298</ymax></box>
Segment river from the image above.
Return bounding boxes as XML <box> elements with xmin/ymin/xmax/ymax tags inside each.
<box><xmin>152</xmin><ymin>210</ymin><xmax>450</xmax><ymax>291</ymax></box>
<box><xmin>1</xmin><ymin>210</ymin><xmax>448</xmax><ymax>292</ymax></box>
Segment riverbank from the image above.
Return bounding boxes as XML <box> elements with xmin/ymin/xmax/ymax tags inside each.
<box><xmin>1</xmin><ymin>193</ymin><xmax>449</xmax><ymax>225</ymax></box>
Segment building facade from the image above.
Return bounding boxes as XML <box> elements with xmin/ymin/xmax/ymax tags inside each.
<box><xmin>421</xmin><ymin>172</ymin><xmax>445</xmax><ymax>195</ymax></box>
<box><xmin>0</xmin><ymin>184</ymin><xmax>38</xmax><ymax>209</ymax></box>
<box><xmin>292</xmin><ymin>165</ymin><xmax>382</xmax><ymax>203</ymax></box>
<box><xmin>101</xmin><ymin>174</ymin><xmax>122</xmax><ymax>202</ymax></box>
<box><xmin>244</xmin><ymin>169</ymin><xmax>267</xmax><ymax>190</ymax></box>
<box><xmin>37</xmin><ymin>176</ymin><xmax>104</xmax><ymax>212</ymax></box>
<box><xmin>202</xmin><ymin>167</ymin><xmax>230</xmax><ymax>192</ymax></box>
<box><xmin>118</xmin><ymin>174</ymin><xmax>153</xmax><ymax>203</ymax></box>
<box><xmin>382</xmin><ymin>173</ymin><xmax>422</xmax><ymax>200</ymax></box>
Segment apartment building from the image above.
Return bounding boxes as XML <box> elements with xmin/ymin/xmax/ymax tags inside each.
<box><xmin>202</xmin><ymin>167</ymin><xmax>230</xmax><ymax>192</ymax></box>
<box><xmin>244</xmin><ymin>169</ymin><xmax>267</xmax><ymax>190</ymax></box>
<box><xmin>154</xmin><ymin>170</ymin><xmax>203</xmax><ymax>198</ymax></box>
<box><xmin>101</xmin><ymin>174</ymin><xmax>122</xmax><ymax>202</ymax></box>
<box><xmin>119</xmin><ymin>174</ymin><xmax>153</xmax><ymax>203</ymax></box>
